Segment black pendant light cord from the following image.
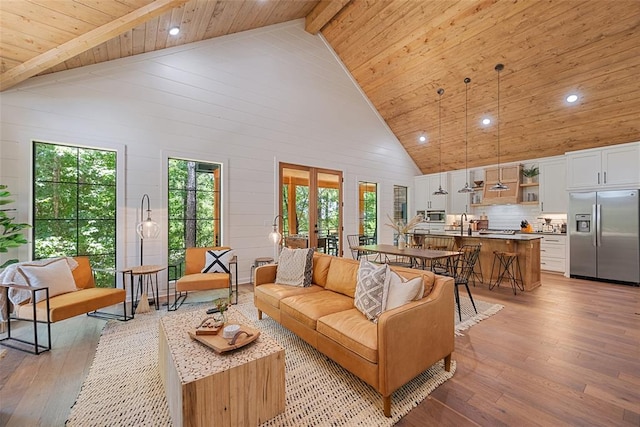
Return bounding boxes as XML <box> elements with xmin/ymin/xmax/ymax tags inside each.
<box><xmin>438</xmin><ymin>88</ymin><xmax>444</xmax><ymax>187</ymax></box>
<box><xmin>496</xmin><ymin>63</ymin><xmax>503</xmax><ymax>171</ymax></box>
<box><xmin>464</xmin><ymin>77</ymin><xmax>470</xmax><ymax>185</ymax></box>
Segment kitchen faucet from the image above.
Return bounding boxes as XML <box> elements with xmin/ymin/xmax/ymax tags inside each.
<box><xmin>460</xmin><ymin>213</ymin><xmax>467</xmax><ymax>236</ymax></box>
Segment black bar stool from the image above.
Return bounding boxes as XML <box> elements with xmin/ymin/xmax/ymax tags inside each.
<box><xmin>489</xmin><ymin>251</ymin><xmax>524</xmax><ymax>294</ymax></box>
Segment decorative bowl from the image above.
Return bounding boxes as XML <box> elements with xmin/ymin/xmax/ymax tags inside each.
<box><xmin>473</xmin><ymin>180</ymin><xmax>484</xmax><ymax>187</ymax></box>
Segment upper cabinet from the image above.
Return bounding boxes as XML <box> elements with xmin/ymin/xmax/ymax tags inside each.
<box><xmin>566</xmin><ymin>142</ymin><xmax>640</xmax><ymax>190</ymax></box>
<box><xmin>414</xmin><ymin>174</ymin><xmax>447</xmax><ymax>211</ymax></box>
<box><xmin>482</xmin><ymin>165</ymin><xmax>522</xmax><ymax>204</ymax></box>
<box><xmin>539</xmin><ymin>157</ymin><xmax>567</xmax><ymax>213</ymax></box>
<box><xmin>448</xmin><ymin>170</ymin><xmax>471</xmax><ymax>214</ymax></box>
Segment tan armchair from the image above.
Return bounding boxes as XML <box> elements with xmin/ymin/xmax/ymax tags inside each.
<box><xmin>171</xmin><ymin>246</ymin><xmax>237</xmax><ymax>309</ymax></box>
<box><xmin>0</xmin><ymin>256</ymin><xmax>128</xmax><ymax>354</ymax></box>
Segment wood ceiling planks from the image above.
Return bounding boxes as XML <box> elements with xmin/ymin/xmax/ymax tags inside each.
<box><xmin>322</xmin><ymin>0</ymin><xmax>640</xmax><ymax>174</ymax></box>
<box><xmin>1</xmin><ymin>0</ymin><xmax>639</xmax><ymax>175</ymax></box>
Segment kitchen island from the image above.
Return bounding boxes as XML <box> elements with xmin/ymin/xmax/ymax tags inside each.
<box><xmin>410</xmin><ymin>231</ymin><xmax>543</xmax><ymax>291</ymax></box>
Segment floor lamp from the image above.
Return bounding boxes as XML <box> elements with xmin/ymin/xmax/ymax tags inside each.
<box><xmin>136</xmin><ymin>193</ymin><xmax>160</xmax><ymax>266</ymax></box>
<box><xmin>269</xmin><ymin>214</ymin><xmax>282</xmax><ymax>259</ymax></box>
<box><xmin>134</xmin><ymin>194</ymin><xmax>160</xmax><ymax>314</ymax></box>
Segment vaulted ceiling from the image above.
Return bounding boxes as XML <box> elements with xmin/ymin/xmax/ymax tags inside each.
<box><xmin>2</xmin><ymin>0</ymin><xmax>639</xmax><ymax>174</ymax></box>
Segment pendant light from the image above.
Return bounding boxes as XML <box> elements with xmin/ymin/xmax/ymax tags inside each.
<box><xmin>489</xmin><ymin>63</ymin><xmax>509</xmax><ymax>191</ymax></box>
<box><xmin>433</xmin><ymin>88</ymin><xmax>448</xmax><ymax>196</ymax></box>
<box><xmin>458</xmin><ymin>77</ymin><xmax>474</xmax><ymax>193</ymax></box>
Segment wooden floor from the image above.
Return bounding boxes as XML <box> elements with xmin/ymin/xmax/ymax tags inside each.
<box><xmin>1</xmin><ymin>273</ymin><xmax>638</xmax><ymax>426</ymax></box>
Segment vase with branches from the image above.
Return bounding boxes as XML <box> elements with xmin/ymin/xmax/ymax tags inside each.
<box><xmin>385</xmin><ymin>214</ymin><xmax>423</xmax><ymax>249</ymax></box>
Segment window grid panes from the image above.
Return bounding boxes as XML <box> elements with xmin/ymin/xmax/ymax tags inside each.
<box><xmin>358</xmin><ymin>181</ymin><xmax>377</xmax><ymax>241</ymax></box>
<box><xmin>32</xmin><ymin>141</ymin><xmax>117</xmax><ymax>287</ymax></box>
<box><xmin>167</xmin><ymin>158</ymin><xmax>222</xmax><ymax>280</ymax></box>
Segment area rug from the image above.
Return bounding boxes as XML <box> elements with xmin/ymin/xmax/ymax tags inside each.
<box><xmin>67</xmin><ymin>295</ymin><xmax>502</xmax><ymax>426</ymax></box>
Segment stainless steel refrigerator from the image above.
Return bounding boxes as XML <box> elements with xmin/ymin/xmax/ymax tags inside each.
<box><xmin>569</xmin><ymin>189</ymin><xmax>640</xmax><ymax>285</ymax></box>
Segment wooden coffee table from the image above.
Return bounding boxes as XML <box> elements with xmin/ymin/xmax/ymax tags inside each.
<box><xmin>159</xmin><ymin>307</ymin><xmax>285</xmax><ymax>427</ymax></box>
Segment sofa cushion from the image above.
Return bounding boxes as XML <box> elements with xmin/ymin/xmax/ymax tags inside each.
<box><xmin>18</xmin><ymin>258</ymin><xmax>78</xmax><ymax>303</ymax></box>
<box><xmin>201</xmin><ymin>249</ymin><xmax>234</xmax><ymax>273</ymax></box>
<box><xmin>317</xmin><ymin>308</ymin><xmax>378</xmax><ymax>364</ymax></box>
<box><xmin>17</xmin><ymin>287</ymin><xmax>125</xmax><ymax>323</ymax></box>
<box><xmin>254</xmin><ymin>284</ymin><xmax>323</xmax><ymax>310</ymax></box>
<box><xmin>72</xmin><ymin>257</ymin><xmax>95</xmax><ymax>289</ymax></box>
<box><xmin>354</xmin><ymin>259</ymin><xmax>389</xmax><ymax>322</ymax></box>
<box><xmin>324</xmin><ymin>257</ymin><xmax>359</xmax><ymax>298</ymax></box>
<box><xmin>383</xmin><ymin>270</ymin><xmax>424</xmax><ymax>311</ymax></box>
<box><xmin>389</xmin><ymin>265</ymin><xmax>436</xmax><ymax>297</ymax></box>
<box><xmin>312</xmin><ymin>252</ymin><xmax>332</xmax><ymax>287</ymax></box>
<box><xmin>176</xmin><ymin>273</ymin><xmax>229</xmax><ymax>292</ymax></box>
<box><xmin>280</xmin><ymin>290</ymin><xmax>354</xmax><ymax>330</ymax></box>
<box><xmin>275</xmin><ymin>247</ymin><xmax>314</xmax><ymax>287</ymax></box>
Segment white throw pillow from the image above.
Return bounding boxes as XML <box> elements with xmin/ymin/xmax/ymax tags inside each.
<box><xmin>18</xmin><ymin>258</ymin><xmax>78</xmax><ymax>303</ymax></box>
<box><xmin>275</xmin><ymin>247</ymin><xmax>314</xmax><ymax>287</ymax></box>
<box><xmin>382</xmin><ymin>270</ymin><xmax>424</xmax><ymax>312</ymax></box>
<box><xmin>201</xmin><ymin>249</ymin><xmax>234</xmax><ymax>274</ymax></box>
<box><xmin>354</xmin><ymin>259</ymin><xmax>389</xmax><ymax>322</ymax></box>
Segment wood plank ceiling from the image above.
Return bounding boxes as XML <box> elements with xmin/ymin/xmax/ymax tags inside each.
<box><xmin>1</xmin><ymin>0</ymin><xmax>639</xmax><ymax>174</ymax></box>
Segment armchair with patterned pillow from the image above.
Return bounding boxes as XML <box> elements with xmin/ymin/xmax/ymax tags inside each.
<box><xmin>171</xmin><ymin>246</ymin><xmax>237</xmax><ymax>310</ymax></box>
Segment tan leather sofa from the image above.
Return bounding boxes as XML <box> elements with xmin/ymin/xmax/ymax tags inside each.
<box><xmin>254</xmin><ymin>252</ymin><xmax>455</xmax><ymax>417</ymax></box>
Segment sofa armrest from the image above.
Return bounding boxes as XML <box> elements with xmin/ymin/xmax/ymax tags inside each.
<box><xmin>376</xmin><ymin>276</ymin><xmax>455</xmax><ymax>396</ymax></box>
<box><xmin>254</xmin><ymin>264</ymin><xmax>278</xmax><ymax>287</ymax></box>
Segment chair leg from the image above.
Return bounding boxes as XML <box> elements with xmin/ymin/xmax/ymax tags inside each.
<box><xmin>464</xmin><ymin>283</ymin><xmax>478</xmax><ymax>314</ymax></box>
<box><xmin>454</xmin><ymin>284</ymin><xmax>462</xmax><ymax>321</ymax></box>
<box><xmin>444</xmin><ymin>354</ymin><xmax>452</xmax><ymax>371</ymax></box>
<box><xmin>383</xmin><ymin>395</ymin><xmax>392</xmax><ymax>417</ymax></box>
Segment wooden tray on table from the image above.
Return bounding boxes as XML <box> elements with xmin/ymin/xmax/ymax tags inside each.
<box><xmin>188</xmin><ymin>324</ymin><xmax>260</xmax><ymax>353</ymax></box>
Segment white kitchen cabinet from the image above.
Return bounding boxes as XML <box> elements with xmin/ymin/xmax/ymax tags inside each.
<box><xmin>414</xmin><ymin>174</ymin><xmax>447</xmax><ymax>211</ymax></box>
<box><xmin>539</xmin><ymin>157</ymin><xmax>567</xmax><ymax>213</ymax></box>
<box><xmin>540</xmin><ymin>235</ymin><xmax>566</xmax><ymax>273</ymax></box>
<box><xmin>448</xmin><ymin>170</ymin><xmax>471</xmax><ymax>213</ymax></box>
<box><xmin>566</xmin><ymin>142</ymin><xmax>640</xmax><ymax>190</ymax></box>
<box><xmin>414</xmin><ymin>176</ymin><xmax>429</xmax><ymax>212</ymax></box>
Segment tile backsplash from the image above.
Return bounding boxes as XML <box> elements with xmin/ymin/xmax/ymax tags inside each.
<box><xmin>446</xmin><ymin>204</ymin><xmax>567</xmax><ymax>231</ymax></box>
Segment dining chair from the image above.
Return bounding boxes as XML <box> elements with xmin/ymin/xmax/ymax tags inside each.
<box><xmin>423</xmin><ymin>236</ymin><xmax>456</xmax><ymax>272</ymax></box>
<box><xmin>449</xmin><ymin>244</ymin><xmax>480</xmax><ymax>321</ymax></box>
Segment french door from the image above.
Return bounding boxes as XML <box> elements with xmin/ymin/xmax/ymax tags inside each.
<box><xmin>279</xmin><ymin>163</ymin><xmax>342</xmax><ymax>256</ymax></box>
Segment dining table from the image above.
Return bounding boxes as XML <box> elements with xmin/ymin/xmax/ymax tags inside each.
<box><xmin>355</xmin><ymin>244</ymin><xmax>461</xmax><ymax>271</ymax></box>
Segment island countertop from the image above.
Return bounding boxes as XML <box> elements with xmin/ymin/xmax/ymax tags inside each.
<box><xmin>411</xmin><ymin>230</ymin><xmax>546</xmax><ymax>241</ymax></box>
<box><xmin>408</xmin><ymin>231</ymin><xmax>542</xmax><ymax>291</ymax></box>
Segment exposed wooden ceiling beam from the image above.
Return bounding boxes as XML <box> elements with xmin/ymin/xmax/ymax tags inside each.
<box><xmin>0</xmin><ymin>0</ymin><xmax>188</xmax><ymax>92</ymax></box>
<box><xmin>305</xmin><ymin>0</ymin><xmax>350</xmax><ymax>34</ymax></box>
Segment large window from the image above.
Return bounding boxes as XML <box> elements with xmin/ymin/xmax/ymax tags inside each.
<box><xmin>358</xmin><ymin>181</ymin><xmax>377</xmax><ymax>241</ymax></box>
<box><xmin>33</xmin><ymin>141</ymin><xmax>117</xmax><ymax>287</ymax></box>
<box><xmin>168</xmin><ymin>158</ymin><xmax>222</xmax><ymax>278</ymax></box>
<box><xmin>393</xmin><ymin>185</ymin><xmax>408</xmax><ymax>242</ymax></box>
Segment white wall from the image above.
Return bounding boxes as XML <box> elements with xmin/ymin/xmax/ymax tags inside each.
<box><xmin>0</xmin><ymin>20</ymin><xmax>420</xmax><ymax>283</ymax></box>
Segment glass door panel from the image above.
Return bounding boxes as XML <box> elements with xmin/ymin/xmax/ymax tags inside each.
<box><xmin>316</xmin><ymin>171</ymin><xmax>341</xmax><ymax>255</ymax></box>
<box><xmin>280</xmin><ymin>164</ymin><xmax>342</xmax><ymax>256</ymax></box>
<box><xmin>281</xmin><ymin>166</ymin><xmax>310</xmax><ymax>249</ymax></box>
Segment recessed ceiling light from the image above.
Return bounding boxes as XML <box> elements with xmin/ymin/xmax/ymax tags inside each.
<box><xmin>482</xmin><ymin>118</ymin><xmax>491</xmax><ymax>125</ymax></box>
<box><xmin>419</xmin><ymin>135</ymin><xmax>426</xmax><ymax>143</ymax></box>
<box><xmin>169</xmin><ymin>27</ymin><xmax>180</xmax><ymax>36</ymax></box>
<box><xmin>566</xmin><ymin>94</ymin><xmax>578</xmax><ymax>103</ymax></box>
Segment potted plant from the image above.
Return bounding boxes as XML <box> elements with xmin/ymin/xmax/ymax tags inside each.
<box><xmin>0</xmin><ymin>185</ymin><xmax>30</xmax><ymax>269</ymax></box>
<box><xmin>522</xmin><ymin>166</ymin><xmax>539</xmax><ymax>184</ymax></box>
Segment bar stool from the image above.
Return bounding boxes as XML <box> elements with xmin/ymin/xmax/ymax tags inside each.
<box><xmin>250</xmin><ymin>257</ymin><xmax>274</xmax><ymax>284</ymax></box>
<box><xmin>489</xmin><ymin>251</ymin><xmax>524</xmax><ymax>294</ymax></box>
